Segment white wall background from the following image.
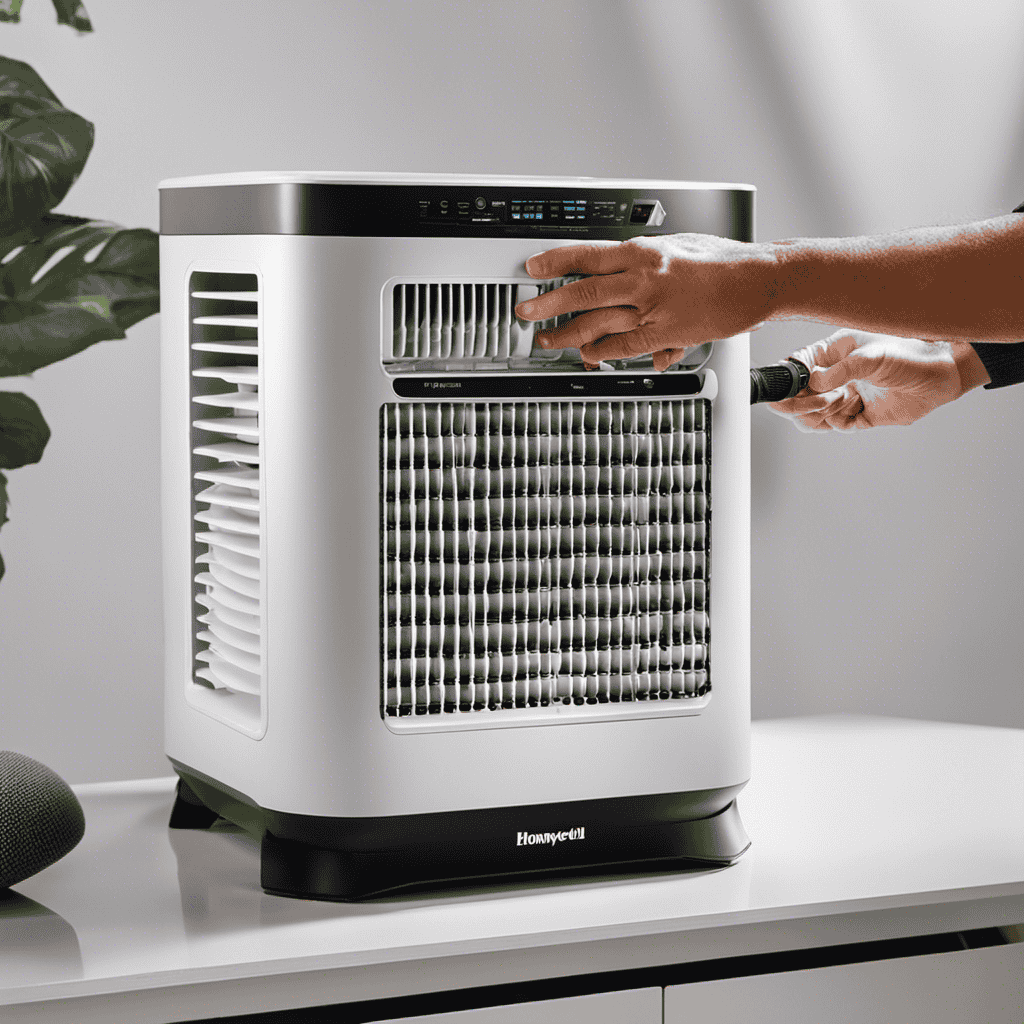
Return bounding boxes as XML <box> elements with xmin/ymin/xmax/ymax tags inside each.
<box><xmin>0</xmin><ymin>0</ymin><xmax>1021</xmax><ymax>784</ymax></box>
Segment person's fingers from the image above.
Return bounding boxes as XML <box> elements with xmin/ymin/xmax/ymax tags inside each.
<box><xmin>789</xmin><ymin>331</ymin><xmax>859</xmax><ymax>374</ymax></box>
<box><xmin>769</xmin><ymin>389</ymin><xmax>847</xmax><ymax>416</ymax></box>
<box><xmin>799</xmin><ymin>415</ymin><xmax>835</xmax><ymax>432</ymax></box>
<box><xmin>765</xmin><ymin>403</ymin><xmax>829</xmax><ymax>432</ymax></box>
<box><xmin>810</xmin><ymin>331</ymin><xmax>859</xmax><ymax>368</ymax></box>
<box><xmin>824</xmin><ymin>390</ymin><xmax>862</xmax><ymax>428</ymax></box>
<box><xmin>533</xmin><ymin>306</ymin><xmax>642</xmax><ymax>352</ymax></box>
<box><xmin>808</xmin><ymin>358</ymin><xmax>859</xmax><ymax>394</ymax></box>
<box><xmin>771</xmin><ymin>384</ymin><xmax>863</xmax><ymax>431</ymax></box>
<box><xmin>523</xmin><ymin>241</ymin><xmax>639</xmax><ymax>281</ymax></box>
<box><xmin>515</xmin><ymin>272</ymin><xmax>639</xmax><ymax>324</ymax></box>
<box><xmin>577</xmin><ymin>325</ymin><xmax>669</xmax><ymax>364</ymax></box>
<box><xmin>652</xmin><ymin>347</ymin><xmax>691</xmax><ymax>371</ymax></box>
<box><xmin>822</xmin><ymin>386</ymin><xmax>864</xmax><ymax>430</ymax></box>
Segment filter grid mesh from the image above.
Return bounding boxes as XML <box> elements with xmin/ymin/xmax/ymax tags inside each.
<box><xmin>380</xmin><ymin>400</ymin><xmax>710</xmax><ymax>718</ymax></box>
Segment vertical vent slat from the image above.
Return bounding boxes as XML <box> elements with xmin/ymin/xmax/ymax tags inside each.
<box><xmin>453</xmin><ymin>283</ymin><xmax>464</xmax><ymax>358</ymax></box>
<box><xmin>441</xmin><ymin>283</ymin><xmax>452</xmax><ymax>359</ymax></box>
<box><xmin>474</xmin><ymin>284</ymin><xmax>485</xmax><ymax>359</ymax></box>
<box><xmin>380</xmin><ymin>398</ymin><xmax>711</xmax><ymax>719</ymax></box>
<box><xmin>413</xmin><ymin>284</ymin><xmax>422</xmax><ymax>359</ymax></box>
<box><xmin>190</xmin><ymin>273</ymin><xmax>261</xmax><ymax>712</ymax></box>
<box><xmin>485</xmin><ymin>284</ymin><xmax>497</xmax><ymax>358</ymax></box>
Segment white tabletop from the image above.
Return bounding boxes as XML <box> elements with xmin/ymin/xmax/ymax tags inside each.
<box><xmin>3</xmin><ymin>715</ymin><xmax>1023</xmax><ymax>1023</ymax></box>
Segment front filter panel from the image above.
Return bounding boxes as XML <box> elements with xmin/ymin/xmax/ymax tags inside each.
<box><xmin>381</xmin><ymin>398</ymin><xmax>711</xmax><ymax>720</ymax></box>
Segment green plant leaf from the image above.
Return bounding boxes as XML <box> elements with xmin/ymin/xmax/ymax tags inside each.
<box><xmin>0</xmin><ymin>392</ymin><xmax>53</xmax><ymax>586</ymax></box>
<box><xmin>0</xmin><ymin>0</ymin><xmax>27</xmax><ymax>24</ymax></box>
<box><xmin>0</xmin><ymin>57</ymin><xmax>94</xmax><ymax>233</ymax></box>
<box><xmin>0</xmin><ymin>212</ymin><xmax>159</xmax><ymax>376</ymax></box>
<box><xmin>0</xmin><ymin>391</ymin><xmax>49</xmax><ymax>468</ymax></box>
<box><xmin>0</xmin><ymin>469</ymin><xmax>7</xmax><ymax>582</ymax></box>
<box><xmin>51</xmin><ymin>0</ymin><xmax>91</xmax><ymax>31</ymax></box>
<box><xmin>0</xmin><ymin>0</ymin><xmax>91</xmax><ymax>29</ymax></box>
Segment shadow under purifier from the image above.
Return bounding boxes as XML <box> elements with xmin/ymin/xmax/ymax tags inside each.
<box><xmin>159</xmin><ymin>173</ymin><xmax>753</xmax><ymax>900</ymax></box>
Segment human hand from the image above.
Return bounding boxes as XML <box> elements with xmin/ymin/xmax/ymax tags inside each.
<box><xmin>767</xmin><ymin>330</ymin><xmax>985</xmax><ymax>431</ymax></box>
<box><xmin>513</xmin><ymin>234</ymin><xmax>777</xmax><ymax>371</ymax></box>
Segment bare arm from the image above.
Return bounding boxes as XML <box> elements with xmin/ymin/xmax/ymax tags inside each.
<box><xmin>768</xmin><ymin>214</ymin><xmax>1024</xmax><ymax>342</ymax></box>
<box><xmin>516</xmin><ymin>214</ymin><xmax>1024</xmax><ymax>370</ymax></box>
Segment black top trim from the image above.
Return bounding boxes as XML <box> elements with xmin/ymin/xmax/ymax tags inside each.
<box><xmin>159</xmin><ymin>182</ymin><xmax>754</xmax><ymax>241</ymax></box>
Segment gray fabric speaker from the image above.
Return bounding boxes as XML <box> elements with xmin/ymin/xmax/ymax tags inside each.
<box><xmin>0</xmin><ymin>751</ymin><xmax>86</xmax><ymax>889</ymax></box>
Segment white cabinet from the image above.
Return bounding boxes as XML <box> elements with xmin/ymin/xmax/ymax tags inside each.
<box><xmin>664</xmin><ymin>944</ymin><xmax>1024</xmax><ymax>1023</ymax></box>
<box><xmin>367</xmin><ymin>986</ymin><xmax>662</xmax><ymax>1024</ymax></box>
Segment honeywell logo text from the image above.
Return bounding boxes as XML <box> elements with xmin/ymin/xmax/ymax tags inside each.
<box><xmin>516</xmin><ymin>827</ymin><xmax>585</xmax><ymax>847</ymax></box>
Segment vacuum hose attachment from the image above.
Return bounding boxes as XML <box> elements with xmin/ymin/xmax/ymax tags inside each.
<box><xmin>750</xmin><ymin>358</ymin><xmax>810</xmax><ymax>404</ymax></box>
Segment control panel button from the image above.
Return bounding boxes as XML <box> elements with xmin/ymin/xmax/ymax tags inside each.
<box><xmin>630</xmin><ymin>200</ymin><xmax>666</xmax><ymax>226</ymax></box>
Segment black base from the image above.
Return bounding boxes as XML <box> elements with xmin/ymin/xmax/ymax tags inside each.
<box><xmin>168</xmin><ymin>760</ymin><xmax>750</xmax><ymax>901</ymax></box>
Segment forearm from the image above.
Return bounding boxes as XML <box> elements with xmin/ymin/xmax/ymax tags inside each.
<box><xmin>764</xmin><ymin>214</ymin><xmax>1024</xmax><ymax>342</ymax></box>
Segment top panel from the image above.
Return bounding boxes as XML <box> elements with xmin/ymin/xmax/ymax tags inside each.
<box><xmin>159</xmin><ymin>174</ymin><xmax>755</xmax><ymax>241</ymax></box>
<box><xmin>158</xmin><ymin>171</ymin><xmax>756</xmax><ymax>190</ymax></box>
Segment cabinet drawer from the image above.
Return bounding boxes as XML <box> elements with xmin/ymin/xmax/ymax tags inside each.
<box><xmin>367</xmin><ymin>986</ymin><xmax>661</xmax><ymax>1024</ymax></box>
<box><xmin>665</xmin><ymin>943</ymin><xmax>1024</xmax><ymax>1023</ymax></box>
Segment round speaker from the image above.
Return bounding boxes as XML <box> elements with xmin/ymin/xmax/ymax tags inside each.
<box><xmin>0</xmin><ymin>751</ymin><xmax>86</xmax><ymax>889</ymax></box>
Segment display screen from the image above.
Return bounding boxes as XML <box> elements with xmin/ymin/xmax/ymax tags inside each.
<box><xmin>419</xmin><ymin>192</ymin><xmax>655</xmax><ymax>229</ymax></box>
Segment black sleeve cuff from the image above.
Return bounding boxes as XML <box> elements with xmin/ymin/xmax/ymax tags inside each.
<box><xmin>971</xmin><ymin>342</ymin><xmax>1024</xmax><ymax>389</ymax></box>
<box><xmin>969</xmin><ymin>200</ymin><xmax>1024</xmax><ymax>388</ymax></box>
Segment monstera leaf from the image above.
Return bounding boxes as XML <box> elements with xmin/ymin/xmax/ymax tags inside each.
<box><xmin>0</xmin><ymin>214</ymin><xmax>156</xmax><ymax>576</ymax></box>
<box><xmin>0</xmin><ymin>57</ymin><xmax>95</xmax><ymax>233</ymax></box>
<box><xmin>0</xmin><ymin>391</ymin><xmax>49</xmax><ymax>581</ymax></box>
<box><xmin>0</xmin><ymin>0</ymin><xmax>93</xmax><ymax>32</ymax></box>
<box><xmin>0</xmin><ymin>470</ymin><xmax>7</xmax><ymax>580</ymax></box>
<box><xmin>0</xmin><ymin>20</ymin><xmax>161</xmax><ymax>587</ymax></box>
<box><xmin>0</xmin><ymin>391</ymin><xmax>49</xmax><ymax>467</ymax></box>
<box><xmin>0</xmin><ymin>213</ymin><xmax>158</xmax><ymax>375</ymax></box>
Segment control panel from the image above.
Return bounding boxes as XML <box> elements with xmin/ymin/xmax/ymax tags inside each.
<box><xmin>418</xmin><ymin>193</ymin><xmax>667</xmax><ymax>230</ymax></box>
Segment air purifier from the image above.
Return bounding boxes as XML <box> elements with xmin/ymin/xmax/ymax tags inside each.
<box><xmin>160</xmin><ymin>172</ymin><xmax>753</xmax><ymax>900</ymax></box>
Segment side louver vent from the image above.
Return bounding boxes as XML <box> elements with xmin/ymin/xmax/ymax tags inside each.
<box><xmin>380</xmin><ymin>399</ymin><xmax>711</xmax><ymax>727</ymax></box>
<box><xmin>189</xmin><ymin>271</ymin><xmax>262</xmax><ymax>727</ymax></box>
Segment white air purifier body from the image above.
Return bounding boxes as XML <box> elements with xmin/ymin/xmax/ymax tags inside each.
<box><xmin>160</xmin><ymin>172</ymin><xmax>753</xmax><ymax>900</ymax></box>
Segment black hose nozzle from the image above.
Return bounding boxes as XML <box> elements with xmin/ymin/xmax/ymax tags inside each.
<box><xmin>750</xmin><ymin>358</ymin><xmax>811</xmax><ymax>404</ymax></box>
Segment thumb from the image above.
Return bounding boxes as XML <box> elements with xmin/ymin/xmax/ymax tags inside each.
<box><xmin>790</xmin><ymin>331</ymin><xmax>858</xmax><ymax>374</ymax></box>
<box><xmin>809</xmin><ymin>359</ymin><xmax>856</xmax><ymax>394</ymax></box>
